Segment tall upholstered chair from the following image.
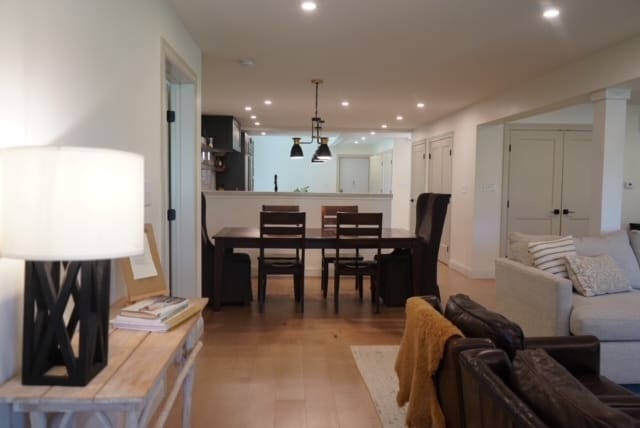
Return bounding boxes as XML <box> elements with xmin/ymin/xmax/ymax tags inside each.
<box><xmin>201</xmin><ymin>193</ymin><xmax>252</xmax><ymax>305</ymax></box>
<box><xmin>258</xmin><ymin>211</ymin><xmax>306</xmax><ymax>312</ymax></box>
<box><xmin>320</xmin><ymin>205</ymin><xmax>363</xmax><ymax>298</ymax></box>
<box><xmin>415</xmin><ymin>193</ymin><xmax>451</xmax><ymax>299</ymax></box>
<box><xmin>333</xmin><ymin>212</ymin><xmax>383</xmax><ymax>313</ymax></box>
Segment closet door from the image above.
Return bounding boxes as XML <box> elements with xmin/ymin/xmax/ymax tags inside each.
<box><xmin>429</xmin><ymin>136</ymin><xmax>453</xmax><ymax>263</ymax></box>
<box><xmin>506</xmin><ymin>130</ymin><xmax>563</xmax><ymax>236</ymax></box>
<box><xmin>560</xmin><ymin>131</ymin><xmax>592</xmax><ymax>237</ymax></box>
<box><xmin>506</xmin><ymin>128</ymin><xmax>592</xmax><ymax>241</ymax></box>
<box><xmin>410</xmin><ymin>142</ymin><xmax>427</xmax><ymax>232</ymax></box>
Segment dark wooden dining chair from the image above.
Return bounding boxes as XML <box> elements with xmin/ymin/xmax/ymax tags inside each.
<box><xmin>261</xmin><ymin>205</ymin><xmax>300</xmax><ymax>212</ymax></box>
<box><xmin>320</xmin><ymin>205</ymin><xmax>363</xmax><ymax>298</ymax></box>
<box><xmin>258</xmin><ymin>211</ymin><xmax>306</xmax><ymax>312</ymax></box>
<box><xmin>334</xmin><ymin>212</ymin><xmax>383</xmax><ymax>313</ymax></box>
<box><xmin>415</xmin><ymin>193</ymin><xmax>451</xmax><ymax>299</ymax></box>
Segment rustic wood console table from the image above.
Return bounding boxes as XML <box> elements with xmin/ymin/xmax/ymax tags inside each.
<box><xmin>0</xmin><ymin>298</ymin><xmax>207</xmax><ymax>428</ymax></box>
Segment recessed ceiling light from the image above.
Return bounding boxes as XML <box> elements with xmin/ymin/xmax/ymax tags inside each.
<box><xmin>341</xmin><ymin>101</ymin><xmax>349</xmax><ymax>107</ymax></box>
<box><xmin>254</xmin><ymin>122</ymin><xmax>261</xmax><ymax>126</ymax></box>
<box><xmin>361</xmin><ymin>137</ymin><xmax>366</xmax><ymax>140</ymax></box>
<box><xmin>370</xmin><ymin>131</ymin><xmax>376</xmax><ymax>135</ymax></box>
<box><xmin>250</xmin><ymin>115</ymin><xmax>257</xmax><ymax>119</ymax></box>
<box><xmin>244</xmin><ymin>106</ymin><xmax>252</xmax><ymax>111</ymax></box>
<box><xmin>416</xmin><ymin>102</ymin><xmax>425</xmax><ymax>108</ymax></box>
<box><xmin>381</xmin><ymin>124</ymin><xmax>388</xmax><ymax>129</ymax></box>
<box><xmin>261</xmin><ymin>131</ymin><xmax>266</xmax><ymax>136</ymax></box>
<box><xmin>239</xmin><ymin>58</ymin><xmax>254</xmax><ymax>67</ymax></box>
<box><xmin>301</xmin><ymin>1</ymin><xmax>317</xmax><ymax>11</ymax></box>
<box><xmin>543</xmin><ymin>7</ymin><xmax>560</xmax><ymax>18</ymax></box>
<box><xmin>354</xmin><ymin>141</ymin><xmax>359</xmax><ymax>145</ymax></box>
<box><xmin>396</xmin><ymin>116</ymin><xmax>403</xmax><ymax>121</ymax></box>
<box><xmin>264</xmin><ymin>99</ymin><xmax>272</xmax><ymax>105</ymax></box>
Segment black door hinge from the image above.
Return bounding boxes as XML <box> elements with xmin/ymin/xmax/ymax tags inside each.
<box><xmin>508</xmin><ymin>144</ymin><xmax>512</xmax><ymax>152</ymax></box>
<box><xmin>166</xmin><ymin>110</ymin><xmax>176</xmax><ymax>123</ymax></box>
<box><xmin>167</xmin><ymin>208</ymin><xmax>177</xmax><ymax>221</ymax></box>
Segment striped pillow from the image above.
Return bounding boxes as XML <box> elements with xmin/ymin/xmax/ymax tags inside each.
<box><xmin>528</xmin><ymin>236</ymin><xmax>576</xmax><ymax>278</ymax></box>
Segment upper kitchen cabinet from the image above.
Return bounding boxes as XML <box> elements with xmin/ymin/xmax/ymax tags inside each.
<box><xmin>202</xmin><ymin>115</ymin><xmax>241</xmax><ymax>152</ymax></box>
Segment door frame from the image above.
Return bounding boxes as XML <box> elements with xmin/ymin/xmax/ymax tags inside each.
<box><xmin>161</xmin><ymin>40</ymin><xmax>200</xmax><ymax>298</ymax></box>
<box><xmin>500</xmin><ymin>123</ymin><xmax>592</xmax><ymax>256</ymax></box>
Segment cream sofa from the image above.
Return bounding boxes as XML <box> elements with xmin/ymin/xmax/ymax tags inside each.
<box><xmin>495</xmin><ymin>230</ymin><xmax>640</xmax><ymax>384</ymax></box>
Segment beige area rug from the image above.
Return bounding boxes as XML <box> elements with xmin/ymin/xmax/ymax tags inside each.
<box><xmin>351</xmin><ymin>345</ymin><xmax>406</xmax><ymax>428</ymax></box>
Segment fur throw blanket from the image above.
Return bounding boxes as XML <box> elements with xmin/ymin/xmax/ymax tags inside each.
<box><xmin>395</xmin><ymin>297</ymin><xmax>463</xmax><ymax>428</ymax></box>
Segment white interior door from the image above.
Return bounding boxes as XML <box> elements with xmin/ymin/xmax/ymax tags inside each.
<box><xmin>369</xmin><ymin>154</ymin><xmax>382</xmax><ymax>193</ymax></box>
<box><xmin>382</xmin><ymin>151</ymin><xmax>393</xmax><ymax>193</ymax></box>
<box><xmin>410</xmin><ymin>142</ymin><xmax>427</xmax><ymax>232</ymax></box>
<box><xmin>506</xmin><ymin>128</ymin><xmax>592</xmax><ymax>244</ymax></box>
<box><xmin>429</xmin><ymin>136</ymin><xmax>453</xmax><ymax>263</ymax></box>
<box><xmin>507</xmin><ymin>130</ymin><xmax>563</xmax><ymax>236</ymax></box>
<box><xmin>560</xmin><ymin>131</ymin><xmax>592</xmax><ymax>237</ymax></box>
<box><xmin>338</xmin><ymin>157</ymin><xmax>369</xmax><ymax>192</ymax></box>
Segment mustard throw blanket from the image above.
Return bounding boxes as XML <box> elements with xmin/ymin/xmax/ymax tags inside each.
<box><xmin>395</xmin><ymin>297</ymin><xmax>463</xmax><ymax>428</ymax></box>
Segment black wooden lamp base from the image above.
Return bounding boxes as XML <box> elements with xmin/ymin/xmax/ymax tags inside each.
<box><xmin>22</xmin><ymin>260</ymin><xmax>110</xmax><ymax>386</ymax></box>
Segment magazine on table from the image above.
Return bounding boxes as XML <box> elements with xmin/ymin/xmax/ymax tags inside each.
<box><xmin>111</xmin><ymin>302</ymin><xmax>200</xmax><ymax>332</ymax></box>
<box><xmin>120</xmin><ymin>295</ymin><xmax>188</xmax><ymax>320</ymax></box>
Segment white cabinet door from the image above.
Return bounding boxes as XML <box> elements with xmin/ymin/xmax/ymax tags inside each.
<box><xmin>429</xmin><ymin>136</ymin><xmax>453</xmax><ymax>263</ymax></box>
<box><xmin>382</xmin><ymin>151</ymin><xmax>393</xmax><ymax>193</ymax></box>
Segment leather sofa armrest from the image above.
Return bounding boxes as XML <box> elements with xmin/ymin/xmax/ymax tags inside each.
<box><xmin>524</xmin><ymin>335</ymin><xmax>600</xmax><ymax>376</ymax></box>
<box><xmin>417</xmin><ymin>295</ymin><xmax>442</xmax><ymax>313</ymax></box>
<box><xmin>598</xmin><ymin>395</ymin><xmax>640</xmax><ymax>408</ymax></box>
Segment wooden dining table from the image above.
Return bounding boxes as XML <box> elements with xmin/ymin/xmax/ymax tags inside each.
<box><xmin>210</xmin><ymin>227</ymin><xmax>424</xmax><ymax>311</ymax></box>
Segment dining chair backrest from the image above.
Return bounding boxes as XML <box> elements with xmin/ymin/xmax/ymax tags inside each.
<box><xmin>261</xmin><ymin>205</ymin><xmax>300</xmax><ymax>212</ymax></box>
<box><xmin>321</xmin><ymin>205</ymin><xmax>358</xmax><ymax>230</ymax></box>
<box><xmin>259</xmin><ymin>211</ymin><xmax>306</xmax><ymax>252</ymax></box>
<box><xmin>336</xmin><ymin>212</ymin><xmax>383</xmax><ymax>242</ymax></box>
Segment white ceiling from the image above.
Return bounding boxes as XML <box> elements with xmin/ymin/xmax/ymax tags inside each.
<box><xmin>170</xmin><ymin>0</ymin><xmax>640</xmax><ymax>139</ymax></box>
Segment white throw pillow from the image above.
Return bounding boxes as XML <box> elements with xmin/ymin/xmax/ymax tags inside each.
<box><xmin>574</xmin><ymin>230</ymin><xmax>640</xmax><ymax>289</ymax></box>
<box><xmin>630</xmin><ymin>230</ymin><xmax>640</xmax><ymax>267</ymax></box>
<box><xmin>528</xmin><ymin>236</ymin><xmax>576</xmax><ymax>278</ymax></box>
<box><xmin>565</xmin><ymin>254</ymin><xmax>632</xmax><ymax>297</ymax></box>
<box><xmin>509</xmin><ymin>232</ymin><xmax>561</xmax><ymax>266</ymax></box>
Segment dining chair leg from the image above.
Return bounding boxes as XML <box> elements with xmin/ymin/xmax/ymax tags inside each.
<box><xmin>357</xmin><ymin>276</ymin><xmax>364</xmax><ymax>301</ymax></box>
<box><xmin>258</xmin><ymin>274</ymin><xmax>266</xmax><ymax>313</ymax></box>
<box><xmin>372</xmin><ymin>276</ymin><xmax>380</xmax><ymax>314</ymax></box>
<box><xmin>321</xmin><ymin>260</ymin><xmax>329</xmax><ymax>299</ymax></box>
<box><xmin>334</xmin><ymin>271</ymin><xmax>340</xmax><ymax>314</ymax></box>
<box><xmin>299</xmin><ymin>272</ymin><xmax>305</xmax><ymax>313</ymax></box>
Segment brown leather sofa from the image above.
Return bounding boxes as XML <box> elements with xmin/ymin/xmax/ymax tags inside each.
<box><xmin>421</xmin><ymin>294</ymin><xmax>640</xmax><ymax>427</ymax></box>
<box><xmin>459</xmin><ymin>348</ymin><xmax>640</xmax><ymax>427</ymax></box>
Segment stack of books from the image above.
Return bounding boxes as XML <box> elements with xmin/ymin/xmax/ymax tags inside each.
<box><xmin>111</xmin><ymin>295</ymin><xmax>199</xmax><ymax>332</ymax></box>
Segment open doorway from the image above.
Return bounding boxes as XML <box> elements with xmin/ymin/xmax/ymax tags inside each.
<box><xmin>162</xmin><ymin>41</ymin><xmax>199</xmax><ymax>297</ymax></box>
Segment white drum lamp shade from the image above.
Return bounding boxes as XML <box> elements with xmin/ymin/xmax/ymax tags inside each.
<box><xmin>0</xmin><ymin>146</ymin><xmax>144</xmax><ymax>260</ymax></box>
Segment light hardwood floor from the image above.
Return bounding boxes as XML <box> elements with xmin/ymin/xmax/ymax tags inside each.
<box><xmin>166</xmin><ymin>264</ymin><xmax>495</xmax><ymax>427</ymax></box>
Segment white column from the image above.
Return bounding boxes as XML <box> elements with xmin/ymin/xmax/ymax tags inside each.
<box><xmin>589</xmin><ymin>88</ymin><xmax>630</xmax><ymax>235</ymax></box>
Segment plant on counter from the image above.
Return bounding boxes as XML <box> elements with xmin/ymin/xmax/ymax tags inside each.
<box><xmin>293</xmin><ymin>185</ymin><xmax>310</xmax><ymax>192</ymax></box>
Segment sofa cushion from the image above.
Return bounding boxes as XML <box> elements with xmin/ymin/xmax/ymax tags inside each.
<box><xmin>528</xmin><ymin>236</ymin><xmax>576</xmax><ymax>278</ymax></box>
<box><xmin>570</xmin><ymin>290</ymin><xmax>640</xmax><ymax>341</ymax></box>
<box><xmin>445</xmin><ymin>294</ymin><xmax>524</xmax><ymax>359</ymax></box>
<box><xmin>630</xmin><ymin>230</ymin><xmax>640</xmax><ymax>267</ymax></box>
<box><xmin>508</xmin><ymin>232</ymin><xmax>561</xmax><ymax>265</ymax></box>
<box><xmin>511</xmin><ymin>349</ymin><xmax>639</xmax><ymax>428</ymax></box>
<box><xmin>574</xmin><ymin>230</ymin><xmax>640</xmax><ymax>289</ymax></box>
<box><xmin>565</xmin><ymin>254</ymin><xmax>632</xmax><ymax>297</ymax></box>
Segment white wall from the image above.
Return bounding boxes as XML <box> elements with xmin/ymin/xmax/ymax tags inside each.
<box><xmin>252</xmin><ymin>136</ymin><xmax>389</xmax><ymax>193</ymax></box>
<box><xmin>623</xmin><ymin>104</ymin><xmax>640</xmax><ymax>227</ymax></box>
<box><xmin>0</xmin><ymin>0</ymin><xmax>201</xmax><ymax>394</ymax></box>
<box><xmin>413</xmin><ymin>34</ymin><xmax>640</xmax><ymax>277</ymax></box>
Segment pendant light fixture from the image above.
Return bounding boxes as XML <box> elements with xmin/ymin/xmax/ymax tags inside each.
<box><xmin>290</xmin><ymin>79</ymin><xmax>332</xmax><ymax>161</ymax></box>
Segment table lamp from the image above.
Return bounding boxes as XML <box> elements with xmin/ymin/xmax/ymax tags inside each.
<box><xmin>0</xmin><ymin>146</ymin><xmax>144</xmax><ymax>386</ymax></box>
